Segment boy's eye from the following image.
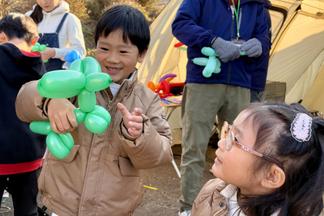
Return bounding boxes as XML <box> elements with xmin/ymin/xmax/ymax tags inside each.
<box><xmin>120</xmin><ymin>50</ymin><xmax>128</xmax><ymax>54</ymax></box>
<box><xmin>100</xmin><ymin>47</ymin><xmax>109</xmax><ymax>51</ymax></box>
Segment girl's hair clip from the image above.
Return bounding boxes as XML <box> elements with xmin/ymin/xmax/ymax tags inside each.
<box><xmin>290</xmin><ymin>113</ymin><xmax>312</xmax><ymax>142</ymax></box>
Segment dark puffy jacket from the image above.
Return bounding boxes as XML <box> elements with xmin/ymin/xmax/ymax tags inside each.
<box><xmin>0</xmin><ymin>43</ymin><xmax>45</xmax><ymax>164</ymax></box>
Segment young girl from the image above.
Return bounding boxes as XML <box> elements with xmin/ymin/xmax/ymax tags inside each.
<box><xmin>0</xmin><ymin>13</ymin><xmax>46</xmax><ymax>215</ymax></box>
<box><xmin>16</xmin><ymin>5</ymin><xmax>173</xmax><ymax>215</ymax></box>
<box><xmin>27</xmin><ymin>0</ymin><xmax>85</xmax><ymax>71</ymax></box>
<box><xmin>192</xmin><ymin>103</ymin><xmax>324</xmax><ymax>216</ymax></box>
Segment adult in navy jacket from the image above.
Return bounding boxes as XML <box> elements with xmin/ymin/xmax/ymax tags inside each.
<box><xmin>0</xmin><ymin>13</ymin><xmax>45</xmax><ymax>215</ymax></box>
<box><xmin>172</xmin><ymin>0</ymin><xmax>271</xmax><ymax>214</ymax></box>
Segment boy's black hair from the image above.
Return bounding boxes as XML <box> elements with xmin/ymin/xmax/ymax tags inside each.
<box><xmin>0</xmin><ymin>13</ymin><xmax>37</xmax><ymax>43</ymax></box>
<box><xmin>95</xmin><ymin>5</ymin><xmax>150</xmax><ymax>55</ymax></box>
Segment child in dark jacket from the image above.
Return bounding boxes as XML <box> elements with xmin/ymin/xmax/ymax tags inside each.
<box><xmin>0</xmin><ymin>13</ymin><xmax>46</xmax><ymax>215</ymax></box>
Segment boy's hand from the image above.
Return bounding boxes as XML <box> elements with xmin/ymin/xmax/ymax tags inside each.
<box><xmin>117</xmin><ymin>103</ymin><xmax>143</xmax><ymax>139</ymax></box>
<box><xmin>47</xmin><ymin>98</ymin><xmax>77</xmax><ymax>133</ymax></box>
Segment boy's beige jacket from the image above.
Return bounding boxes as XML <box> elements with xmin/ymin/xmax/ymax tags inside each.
<box><xmin>15</xmin><ymin>75</ymin><xmax>173</xmax><ymax>216</ymax></box>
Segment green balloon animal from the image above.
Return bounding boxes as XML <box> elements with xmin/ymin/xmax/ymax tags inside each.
<box><xmin>193</xmin><ymin>47</ymin><xmax>246</xmax><ymax>78</ymax></box>
<box><xmin>193</xmin><ymin>47</ymin><xmax>221</xmax><ymax>78</ymax></box>
<box><xmin>30</xmin><ymin>56</ymin><xmax>112</xmax><ymax>159</ymax></box>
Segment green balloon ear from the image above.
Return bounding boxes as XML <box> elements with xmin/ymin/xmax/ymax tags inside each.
<box><xmin>37</xmin><ymin>70</ymin><xmax>86</xmax><ymax>98</ymax></box>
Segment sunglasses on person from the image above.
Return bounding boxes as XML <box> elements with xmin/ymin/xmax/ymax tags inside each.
<box><xmin>221</xmin><ymin>121</ymin><xmax>283</xmax><ymax>169</ymax></box>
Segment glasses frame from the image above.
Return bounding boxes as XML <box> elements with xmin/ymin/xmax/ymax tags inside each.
<box><xmin>221</xmin><ymin>122</ymin><xmax>283</xmax><ymax>169</ymax></box>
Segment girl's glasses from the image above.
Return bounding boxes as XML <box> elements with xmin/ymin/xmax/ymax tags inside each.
<box><xmin>221</xmin><ymin>122</ymin><xmax>283</xmax><ymax>169</ymax></box>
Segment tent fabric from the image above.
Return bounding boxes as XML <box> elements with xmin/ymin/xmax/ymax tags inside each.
<box><xmin>138</xmin><ymin>0</ymin><xmax>324</xmax><ymax>115</ymax></box>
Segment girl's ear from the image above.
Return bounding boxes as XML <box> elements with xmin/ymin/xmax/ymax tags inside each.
<box><xmin>261</xmin><ymin>164</ymin><xmax>285</xmax><ymax>189</ymax></box>
<box><xmin>0</xmin><ymin>32</ymin><xmax>8</xmax><ymax>43</ymax></box>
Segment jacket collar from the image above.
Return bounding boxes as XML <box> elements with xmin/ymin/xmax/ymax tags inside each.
<box><xmin>110</xmin><ymin>71</ymin><xmax>137</xmax><ymax>97</ymax></box>
<box><xmin>222</xmin><ymin>0</ymin><xmax>267</xmax><ymax>5</ymax></box>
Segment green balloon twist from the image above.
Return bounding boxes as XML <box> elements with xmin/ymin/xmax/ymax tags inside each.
<box><xmin>31</xmin><ymin>42</ymin><xmax>48</xmax><ymax>63</ymax></box>
<box><xmin>30</xmin><ymin>56</ymin><xmax>112</xmax><ymax>160</ymax></box>
<box><xmin>31</xmin><ymin>42</ymin><xmax>47</xmax><ymax>52</ymax></box>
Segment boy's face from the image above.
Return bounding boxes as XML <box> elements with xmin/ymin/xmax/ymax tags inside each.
<box><xmin>95</xmin><ymin>29</ymin><xmax>145</xmax><ymax>84</ymax></box>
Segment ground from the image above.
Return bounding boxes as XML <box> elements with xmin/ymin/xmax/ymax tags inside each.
<box><xmin>0</xmin><ymin>145</ymin><xmax>216</xmax><ymax>216</ymax></box>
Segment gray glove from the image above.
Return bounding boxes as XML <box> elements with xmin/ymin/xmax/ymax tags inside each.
<box><xmin>240</xmin><ymin>38</ymin><xmax>262</xmax><ymax>57</ymax></box>
<box><xmin>211</xmin><ymin>37</ymin><xmax>241</xmax><ymax>63</ymax></box>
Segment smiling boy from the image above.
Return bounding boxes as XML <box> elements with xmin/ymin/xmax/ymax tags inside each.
<box><xmin>16</xmin><ymin>5</ymin><xmax>173</xmax><ymax>215</ymax></box>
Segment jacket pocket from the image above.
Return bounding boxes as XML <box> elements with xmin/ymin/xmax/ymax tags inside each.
<box><xmin>47</xmin><ymin>145</ymin><xmax>80</xmax><ymax>163</ymax></box>
<box><xmin>118</xmin><ymin>157</ymin><xmax>139</xmax><ymax>177</ymax></box>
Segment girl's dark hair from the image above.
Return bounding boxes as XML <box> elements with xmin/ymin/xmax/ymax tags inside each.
<box><xmin>30</xmin><ymin>4</ymin><xmax>44</xmax><ymax>24</ymax></box>
<box><xmin>238</xmin><ymin>103</ymin><xmax>324</xmax><ymax>216</ymax></box>
<box><xmin>94</xmin><ymin>5</ymin><xmax>150</xmax><ymax>55</ymax></box>
<box><xmin>0</xmin><ymin>13</ymin><xmax>38</xmax><ymax>43</ymax></box>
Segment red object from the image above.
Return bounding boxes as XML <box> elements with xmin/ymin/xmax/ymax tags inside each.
<box><xmin>147</xmin><ymin>74</ymin><xmax>185</xmax><ymax>99</ymax></box>
<box><xmin>0</xmin><ymin>159</ymin><xmax>43</xmax><ymax>175</ymax></box>
<box><xmin>20</xmin><ymin>49</ymin><xmax>41</xmax><ymax>57</ymax></box>
<box><xmin>174</xmin><ymin>42</ymin><xmax>184</xmax><ymax>48</ymax></box>
<box><xmin>228</xmin><ymin>0</ymin><xmax>238</xmax><ymax>6</ymax></box>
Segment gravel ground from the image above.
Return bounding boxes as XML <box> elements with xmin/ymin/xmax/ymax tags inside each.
<box><xmin>0</xmin><ymin>145</ymin><xmax>216</xmax><ymax>216</ymax></box>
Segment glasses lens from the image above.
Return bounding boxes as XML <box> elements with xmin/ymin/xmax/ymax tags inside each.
<box><xmin>221</xmin><ymin>122</ymin><xmax>232</xmax><ymax>151</ymax></box>
<box><xmin>220</xmin><ymin>122</ymin><xmax>227</xmax><ymax>139</ymax></box>
<box><xmin>225</xmin><ymin>131</ymin><xmax>233</xmax><ymax>151</ymax></box>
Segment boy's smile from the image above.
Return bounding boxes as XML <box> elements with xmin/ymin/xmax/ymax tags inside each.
<box><xmin>95</xmin><ymin>29</ymin><xmax>145</xmax><ymax>84</ymax></box>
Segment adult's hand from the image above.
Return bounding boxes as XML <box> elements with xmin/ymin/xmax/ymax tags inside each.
<box><xmin>240</xmin><ymin>38</ymin><xmax>262</xmax><ymax>57</ymax></box>
<box><xmin>211</xmin><ymin>37</ymin><xmax>240</xmax><ymax>63</ymax></box>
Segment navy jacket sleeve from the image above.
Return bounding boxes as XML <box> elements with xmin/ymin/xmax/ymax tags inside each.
<box><xmin>254</xmin><ymin>6</ymin><xmax>272</xmax><ymax>56</ymax></box>
<box><xmin>172</xmin><ymin>0</ymin><xmax>216</xmax><ymax>47</ymax></box>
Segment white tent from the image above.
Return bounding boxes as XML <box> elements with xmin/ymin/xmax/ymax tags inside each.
<box><xmin>138</xmin><ymin>0</ymin><xmax>324</xmax><ymax>143</ymax></box>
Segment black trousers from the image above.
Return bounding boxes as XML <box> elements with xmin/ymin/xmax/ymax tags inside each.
<box><xmin>0</xmin><ymin>169</ymin><xmax>39</xmax><ymax>216</ymax></box>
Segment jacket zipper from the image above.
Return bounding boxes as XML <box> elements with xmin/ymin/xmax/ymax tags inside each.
<box><xmin>78</xmin><ymin>133</ymin><xmax>96</xmax><ymax>214</ymax></box>
<box><xmin>227</xmin><ymin>5</ymin><xmax>235</xmax><ymax>83</ymax></box>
